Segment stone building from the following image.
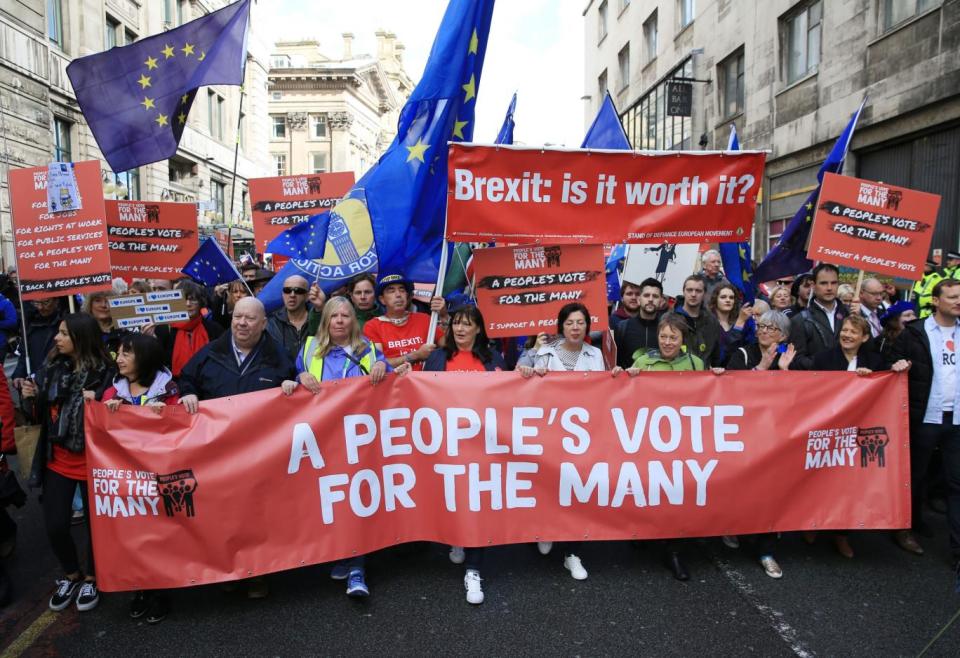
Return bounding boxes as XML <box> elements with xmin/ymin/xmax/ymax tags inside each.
<box><xmin>582</xmin><ymin>0</ymin><xmax>960</xmax><ymax>260</ymax></box>
<box><xmin>0</xmin><ymin>0</ymin><xmax>273</xmax><ymax>266</ymax></box>
<box><xmin>267</xmin><ymin>32</ymin><xmax>414</xmax><ymax>180</ymax></box>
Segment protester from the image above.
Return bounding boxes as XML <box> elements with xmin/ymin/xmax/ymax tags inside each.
<box><xmin>212</xmin><ymin>279</ymin><xmax>251</xmax><ymax>330</ymax></box>
<box><xmin>875</xmin><ymin>301</ymin><xmax>917</xmax><ymax>361</ymax></box>
<box><xmin>708</xmin><ymin>283</ymin><xmax>753</xmax><ymax>366</ymax></box>
<box><xmin>858</xmin><ymin>277</ymin><xmax>887</xmax><ymax>338</ymax></box>
<box><xmin>518</xmin><ymin>302</ymin><xmax>607</xmax><ymax>580</ymax></box>
<box><xmin>424</xmin><ymin>304</ymin><xmax>505</xmax><ymax>604</ymax></box>
<box><xmin>629</xmin><ymin>312</ymin><xmax>705</xmax><ymax>373</ymax></box>
<box><xmin>788</xmin><ymin>264</ymin><xmax>848</xmax><ymax>370</ymax></box>
<box><xmin>308</xmin><ymin>274</ymin><xmax>378</xmax><ymax>335</ymax></box>
<box><xmin>81</xmin><ymin>291</ymin><xmax>128</xmax><ymax>358</ymax></box>
<box><xmin>516</xmin><ymin>332</ymin><xmax>551</xmax><ymax>368</ymax></box>
<box><xmin>768</xmin><ymin>285</ymin><xmax>792</xmax><ymax>313</ymax></box>
<box><xmin>148</xmin><ymin>279</ymin><xmax>173</xmax><ymax>292</ymax></box>
<box><xmin>267</xmin><ymin>274</ymin><xmax>312</xmax><ymax>360</ymax></box>
<box><xmin>612</xmin><ymin>278</ymin><xmax>664</xmax><ymax>369</ymax></box>
<box><xmin>13</xmin><ymin>298</ymin><xmax>64</xmax><ymax>387</ymax></box>
<box><xmin>723</xmin><ymin>310</ymin><xmax>796</xmax><ymax>577</ymax></box>
<box><xmin>179</xmin><ymin>297</ymin><xmax>297</xmax><ymax>599</ymax></box>
<box><xmin>609</xmin><ymin>281</ymin><xmax>643</xmax><ymax>330</ymax></box>
<box><xmin>21</xmin><ymin>313</ymin><xmax>113</xmax><ymax>612</ymax></box>
<box><xmin>294</xmin><ymin>297</ymin><xmax>408</xmax><ymax>599</ymax></box>
<box><xmin>786</xmin><ymin>273</ymin><xmax>814</xmax><ymax>317</ymax></box>
<box><xmin>250</xmin><ymin>269</ymin><xmax>274</xmax><ymax>296</ymax></box>
<box><xmin>699</xmin><ymin>249</ymin><xmax>728</xmax><ymax>299</ymax></box>
<box><xmin>239</xmin><ymin>262</ymin><xmax>259</xmax><ymax>282</ymax></box>
<box><xmin>837</xmin><ymin>284</ymin><xmax>855</xmax><ymax>307</ymax></box>
<box><xmin>102</xmin><ymin>333</ymin><xmax>179</xmax><ymax>623</ymax></box>
<box><xmin>152</xmin><ymin>281</ymin><xmax>224</xmax><ymax>377</ymax></box>
<box><xmin>674</xmin><ymin>274</ymin><xmax>721</xmax><ymax>366</ymax></box>
<box><xmin>363</xmin><ymin>273</ymin><xmax>447</xmax><ymax>371</ymax></box>
<box><xmin>891</xmin><ymin>279</ymin><xmax>960</xmax><ymax>570</ymax></box>
<box><xmin>0</xmin><ymin>292</ymin><xmax>18</xmax><ymax>362</ymax></box>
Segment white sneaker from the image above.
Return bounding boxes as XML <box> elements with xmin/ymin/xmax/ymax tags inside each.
<box><xmin>537</xmin><ymin>541</ymin><xmax>553</xmax><ymax>555</ymax></box>
<box><xmin>722</xmin><ymin>535</ymin><xmax>740</xmax><ymax>549</ymax></box>
<box><xmin>564</xmin><ymin>554</ymin><xmax>588</xmax><ymax>580</ymax></box>
<box><xmin>449</xmin><ymin>546</ymin><xmax>465</xmax><ymax>564</ymax></box>
<box><xmin>464</xmin><ymin>569</ymin><xmax>484</xmax><ymax>604</ymax></box>
<box><xmin>760</xmin><ymin>556</ymin><xmax>783</xmax><ymax>579</ymax></box>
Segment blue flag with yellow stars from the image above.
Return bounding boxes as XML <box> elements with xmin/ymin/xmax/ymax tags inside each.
<box><xmin>66</xmin><ymin>0</ymin><xmax>250</xmax><ymax>173</ymax></box>
<box><xmin>265</xmin><ymin>212</ymin><xmax>330</xmax><ymax>260</ymax></box>
<box><xmin>754</xmin><ymin>100</ymin><xmax>866</xmax><ymax>283</ymax></box>
<box><xmin>182</xmin><ymin>237</ymin><xmax>242</xmax><ymax>287</ymax></box>
<box><xmin>718</xmin><ymin>125</ymin><xmax>756</xmax><ymax>303</ymax></box>
<box><xmin>496</xmin><ymin>92</ymin><xmax>517</xmax><ymax>145</ymax></box>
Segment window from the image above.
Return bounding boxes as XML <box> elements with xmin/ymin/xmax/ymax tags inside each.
<box><xmin>53</xmin><ymin>118</ymin><xmax>72</xmax><ymax>162</ymax></box>
<box><xmin>678</xmin><ymin>0</ymin><xmax>695</xmax><ymax>29</ymax></box>
<box><xmin>273</xmin><ymin>154</ymin><xmax>287</xmax><ymax>177</ymax></box>
<box><xmin>111</xmin><ymin>170</ymin><xmax>140</xmax><ymax>200</ymax></box>
<box><xmin>47</xmin><ymin>0</ymin><xmax>63</xmax><ymax>47</ymax></box>
<box><xmin>785</xmin><ymin>1</ymin><xmax>821</xmax><ymax>84</ymax></box>
<box><xmin>105</xmin><ymin>16</ymin><xmax>119</xmax><ymax>49</ymax></box>
<box><xmin>643</xmin><ymin>12</ymin><xmax>658</xmax><ymax>64</ymax></box>
<box><xmin>211</xmin><ymin>180</ymin><xmax>226</xmax><ymax>218</ymax></box>
<box><xmin>882</xmin><ymin>0</ymin><xmax>939</xmax><ymax>31</ymax></box>
<box><xmin>598</xmin><ymin>69</ymin><xmax>608</xmax><ymax>99</ymax></box>
<box><xmin>719</xmin><ymin>50</ymin><xmax>745</xmax><ymax>118</ymax></box>
<box><xmin>310</xmin><ymin>153</ymin><xmax>327</xmax><ymax>174</ymax></box>
<box><xmin>617</xmin><ymin>44</ymin><xmax>630</xmax><ymax>91</ymax></box>
<box><xmin>124</xmin><ymin>29</ymin><xmax>137</xmax><ymax>45</ymax></box>
<box><xmin>270</xmin><ymin>55</ymin><xmax>292</xmax><ymax>68</ymax></box>
<box><xmin>619</xmin><ymin>0</ymin><xmax>631</xmax><ymax>13</ymax></box>
<box><xmin>163</xmin><ymin>0</ymin><xmax>183</xmax><ymax>27</ymax></box>
<box><xmin>598</xmin><ymin>1</ymin><xmax>608</xmax><ymax>42</ymax></box>
<box><xmin>311</xmin><ymin>114</ymin><xmax>327</xmax><ymax>139</ymax></box>
<box><xmin>619</xmin><ymin>58</ymin><xmax>693</xmax><ymax>150</ymax></box>
<box><xmin>207</xmin><ymin>91</ymin><xmax>224</xmax><ymax>140</ymax></box>
<box><xmin>272</xmin><ymin>115</ymin><xmax>286</xmax><ymax>139</ymax></box>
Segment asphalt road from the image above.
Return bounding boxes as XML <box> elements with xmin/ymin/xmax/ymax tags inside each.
<box><xmin>1</xmin><ymin>484</ymin><xmax>958</xmax><ymax>657</ymax></box>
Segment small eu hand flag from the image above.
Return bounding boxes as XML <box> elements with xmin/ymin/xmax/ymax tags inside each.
<box><xmin>182</xmin><ymin>238</ymin><xmax>242</xmax><ymax>287</ymax></box>
<box><xmin>265</xmin><ymin>212</ymin><xmax>330</xmax><ymax>260</ymax></box>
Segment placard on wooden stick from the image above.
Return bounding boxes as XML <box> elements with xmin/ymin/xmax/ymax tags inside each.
<box><xmin>109</xmin><ymin>290</ymin><xmax>190</xmax><ymax>329</ymax></box>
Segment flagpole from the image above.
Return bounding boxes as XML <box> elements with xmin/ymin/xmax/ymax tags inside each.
<box><xmin>226</xmin><ymin>51</ymin><xmax>251</xmax><ymax>265</ymax></box>
<box><xmin>427</xmin><ymin>207</ymin><xmax>451</xmax><ymax>341</ymax></box>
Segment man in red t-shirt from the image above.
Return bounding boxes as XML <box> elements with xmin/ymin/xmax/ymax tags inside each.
<box><xmin>363</xmin><ymin>273</ymin><xmax>447</xmax><ymax>371</ymax></box>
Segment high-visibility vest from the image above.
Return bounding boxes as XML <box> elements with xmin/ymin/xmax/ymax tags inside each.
<box><xmin>300</xmin><ymin>337</ymin><xmax>376</xmax><ymax>381</ymax></box>
<box><xmin>917</xmin><ymin>271</ymin><xmax>944</xmax><ymax>318</ymax></box>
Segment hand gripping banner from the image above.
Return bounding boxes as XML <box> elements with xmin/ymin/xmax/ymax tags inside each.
<box><xmin>85</xmin><ymin>371</ymin><xmax>909</xmax><ymax>591</ymax></box>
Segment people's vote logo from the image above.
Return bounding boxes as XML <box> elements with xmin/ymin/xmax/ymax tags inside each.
<box><xmin>157</xmin><ymin>469</ymin><xmax>198</xmax><ymax>518</ymax></box>
<box><xmin>856</xmin><ymin>427</ymin><xmax>889</xmax><ymax>468</ymax></box>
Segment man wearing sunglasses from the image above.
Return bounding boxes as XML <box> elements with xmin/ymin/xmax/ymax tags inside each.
<box><xmin>266</xmin><ymin>275</ymin><xmax>313</xmax><ymax>360</ymax></box>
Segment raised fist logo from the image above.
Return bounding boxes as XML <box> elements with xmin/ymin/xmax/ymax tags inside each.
<box><xmin>157</xmin><ymin>469</ymin><xmax>198</xmax><ymax>517</ymax></box>
<box><xmin>856</xmin><ymin>427</ymin><xmax>889</xmax><ymax>468</ymax></box>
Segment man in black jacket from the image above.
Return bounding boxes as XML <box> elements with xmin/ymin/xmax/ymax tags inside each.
<box><xmin>675</xmin><ymin>274</ymin><xmax>721</xmax><ymax>367</ymax></box>
<box><xmin>891</xmin><ymin>278</ymin><xmax>960</xmax><ymax>574</ymax></box>
<box><xmin>789</xmin><ymin>264</ymin><xmax>848</xmax><ymax>370</ymax></box>
<box><xmin>613</xmin><ymin>278</ymin><xmax>664</xmax><ymax>369</ymax></box>
<box><xmin>12</xmin><ymin>298</ymin><xmax>63</xmax><ymax>386</ymax></box>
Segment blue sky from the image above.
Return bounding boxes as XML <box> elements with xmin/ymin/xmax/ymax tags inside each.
<box><xmin>259</xmin><ymin>0</ymin><xmax>585</xmax><ymax>146</ymax></box>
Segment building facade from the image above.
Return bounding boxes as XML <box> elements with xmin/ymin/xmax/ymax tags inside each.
<box><xmin>266</xmin><ymin>32</ymin><xmax>414</xmax><ymax>180</ymax></box>
<box><xmin>0</xmin><ymin>0</ymin><xmax>273</xmax><ymax>267</ymax></box>
<box><xmin>583</xmin><ymin>0</ymin><xmax>960</xmax><ymax>262</ymax></box>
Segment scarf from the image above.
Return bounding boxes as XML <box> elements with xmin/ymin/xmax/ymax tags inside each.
<box><xmin>171</xmin><ymin>315</ymin><xmax>209</xmax><ymax>376</ymax></box>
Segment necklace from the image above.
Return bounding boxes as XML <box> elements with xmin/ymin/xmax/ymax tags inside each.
<box><xmin>379</xmin><ymin>313</ymin><xmax>410</xmax><ymax>326</ymax></box>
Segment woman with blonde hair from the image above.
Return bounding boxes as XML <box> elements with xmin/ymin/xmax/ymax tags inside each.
<box><xmin>292</xmin><ymin>297</ymin><xmax>410</xmax><ymax>598</ymax></box>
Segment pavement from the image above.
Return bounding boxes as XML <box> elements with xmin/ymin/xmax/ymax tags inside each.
<box><xmin>1</xmin><ymin>490</ymin><xmax>959</xmax><ymax>656</ymax></box>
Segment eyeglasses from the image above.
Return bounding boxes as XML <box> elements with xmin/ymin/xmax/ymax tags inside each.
<box><xmin>283</xmin><ymin>287</ymin><xmax>308</xmax><ymax>295</ymax></box>
<box><xmin>756</xmin><ymin>323</ymin><xmax>781</xmax><ymax>333</ymax></box>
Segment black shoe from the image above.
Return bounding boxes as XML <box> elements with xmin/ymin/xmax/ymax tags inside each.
<box><xmin>928</xmin><ymin>498</ymin><xmax>948</xmax><ymax>515</ymax></box>
<box><xmin>914</xmin><ymin>520</ymin><xmax>935</xmax><ymax>538</ymax></box>
<box><xmin>129</xmin><ymin>590</ymin><xmax>151</xmax><ymax>619</ymax></box>
<box><xmin>666</xmin><ymin>552</ymin><xmax>690</xmax><ymax>581</ymax></box>
<box><xmin>145</xmin><ymin>594</ymin><xmax>170</xmax><ymax>624</ymax></box>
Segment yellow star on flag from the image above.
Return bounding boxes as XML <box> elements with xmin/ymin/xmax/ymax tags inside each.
<box><xmin>144</xmin><ymin>56</ymin><xmax>158</xmax><ymax>70</ymax></box>
<box><xmin>198</xmin><ymin>51</ymin><xmax>206</xmax><ymax>62</ymax></box>
<box><xmin>453</xmin><ymin>119</ymin><xmax>469</xmax><ymax>139</ymax></box>
<box><xmin>742</xmin><ymin>269</ymin><xmax>752</xmax><ymax>281</ymax></box>
<box><xmin>462</xmin><ymin>74</ymin><xmax>476</xmax><ymax>103</ymax></box>
<box><xmin>806</xmin><ymin>202</ymin><xmax>813</xmax><ymax>210</ymax></box>
<box><xmin>406</xmin><ymin>138</ymin><xmax>430</xmax><ymax>163</ymax></box>
<box><xmin>738</xmin><ymin>246</ymin><xmax>747</xmax><ymax>259</ymax></box>
<box><xmin>181</xmin><ymin>43</ymin><xmax>195</xmax><ymax>57</ymax></box>
<box><xmin>156</xmin><ymin>114</ymin><xmax>169</xmax><ymax>127</ymax></box>
<box><xmin>177</xmin><ymin>112</ymin><xmax>187</xmax><ymax>125</ymax></box>
<box><xmin>161</xmin><ymin>44</ymin><xmax>175</xmax><ymax>59</ymax></box>
<box><xmin>137</xmin><ymin>74</ymin><xmax>151</xmax><ymax>89</ymax></box>
<box><xmin>181</xmin><ymin>93</ymin><xmax>190</xmax><ymax>105</ymax></box>
<box><xmin>469</xmin><ymin>29</ymin><xmax>479</xmax><ymax>54</ymax></box>
<box><xmin>140</xmin><ymin>97</ymin><xmax>155</xmax><ymax>110</ymax></box>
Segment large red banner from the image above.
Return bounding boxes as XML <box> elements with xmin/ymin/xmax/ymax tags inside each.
<box><xmin>85</xmin><ymin>371</ymin><xmax>909</xmax><ymax>592</ymax></box>
<box><xmin>807</xmin><ymin>173</ymin><xmax>941</xmax><ymax>280</ymax></box>
<box><xmin>445</xmin><ymin>144</ymin><xmax>766</xmax><ymax>244</ymax></box>
<box><xmin>473</xmin><ymin>244</ymin><xmax>608</xmax><ymax>337</ymax></box>
<box><xmin>9</xmin><ymin>162</ymin><xmax>112</xmax><ymax>300</ymax></box>
<box><xmin>249</xmin><ymin>172</ymin><xmax>355</xmax><ymax>254</ymax></box>
<box><xmin>106</xmin><ymin>200</ymin><xmax>199</xmax><ymax>280</ymax></box>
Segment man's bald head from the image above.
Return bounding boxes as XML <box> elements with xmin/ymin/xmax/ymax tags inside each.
<box><xmin>281</xmin><ymin>275</ymin><xmax>310</xmax><ymax>312</ymax></box>
<box><xmin>860</xmin><ymin>277</ymin><xmax>885</xmax><ymax>311</ymax></box>
<box><xmin>232</xmin><ymin>297</ymin><xmax>267</xmax><ymax>348</ymax></box>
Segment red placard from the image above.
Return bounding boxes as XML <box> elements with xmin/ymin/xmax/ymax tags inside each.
<box><xmin>807</xmin><ymin>173</ymin><xmax>941</xmax><ymax>280</ymax></box>
<box><xmin>106</xmin><ymin>201</ymin><xmax>198</xmax><ymax>280</ymax></box>
<box><xmin>249</xmin><ymin>172</ymin><xmax>355</xmax><ymax>254</ymax></box>
<box><xmin>472</xmin><ymin>244</ymin><xmax>608</xmax><ymax>337</ymax></box>
<box><xmin>85</xmin><ymin>371</ymin><xmax>909</xmax><ymax>592</ymax></box>
<box><xmin>9</xmin><ymin>162</ymin><xmax>112</xmax><ymax>300</ymax></box>
<box><xmin>446</xmin><ymin>144</ymin><xmax>766</xmax><ymax>244</ymax></box>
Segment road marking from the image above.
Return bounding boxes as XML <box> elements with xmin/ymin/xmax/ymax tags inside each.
<box><xmin>711</xmin><ymin>555</ymin><xmax>816</xmax><ymax>658</ymax></box>
<box><xmin>0</xmin><ymin>610</ymin><xmax>57</xmax><ymax>658</ymax></box>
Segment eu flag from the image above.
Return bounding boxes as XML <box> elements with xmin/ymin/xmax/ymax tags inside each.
<box><xmin>496</xmin><ymin>92</ymin><xmax>517</xmax><ymax>145</ymax></box>
<box><xmin>754</xmin><ymin>100</ymin><xmax>865</xmax><ymax>283</ymax></box>
<box><xmin>718</xmin><ymin>125</ymin><xmax>756</xmax><ymax>303</ymax></box>
<box><xmin>182</xmin><ymin>238</ymin><xmax>242</xmax><ymax>287</ymax></box>
<box><xmin>265</xmin><ymin>212</ymin><xmax>330</xmax><ymax>260</ymax></box>
<box><xmin>66</xmin><ymin>0</ymin><xmax>251</xmax><ymax>173</ymax></box>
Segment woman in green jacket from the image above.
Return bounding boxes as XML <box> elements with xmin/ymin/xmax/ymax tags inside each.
<box><xmin>630</xmin><ymin>313</ymin><xmax>706</xmax><ymax>372</ymax></box>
